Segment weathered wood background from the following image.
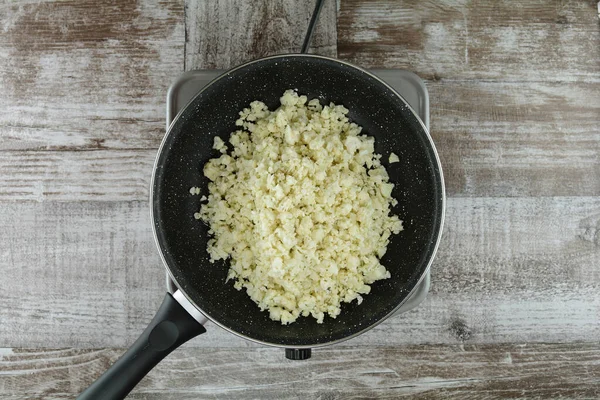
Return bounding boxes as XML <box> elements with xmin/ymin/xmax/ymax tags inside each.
<box><xmin>0</xmin><ymin>0</ymin><xmax>599</xmax><ymax>398</ymax></box>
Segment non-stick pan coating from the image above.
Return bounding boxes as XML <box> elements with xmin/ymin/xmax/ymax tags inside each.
<box><xmin>152</xmin><ymin>55</ymin><xmax>444</xmax><ymax>347</ymax></box>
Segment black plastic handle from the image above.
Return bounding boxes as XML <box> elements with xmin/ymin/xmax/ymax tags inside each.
<box><xmin>78</xmin><ymin>293</ymin><xmax>206</xmax><ymax>400</ymax></box>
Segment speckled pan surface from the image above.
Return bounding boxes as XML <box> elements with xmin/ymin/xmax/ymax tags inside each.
<box><xmin>165</xmin><ymin>68</ymin><xmax>432</xmax><ymax>314</ymax></box>
<box><xmin>152</xmin><ymin>54</ymin><xmax>445</xmax><ymax>347</ymax></box>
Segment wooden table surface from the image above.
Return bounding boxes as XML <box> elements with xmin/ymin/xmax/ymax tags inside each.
<box><xmin>1</xmin><ymin>0</ymin><xmax>599</xmax><ymax>398</ymax></box>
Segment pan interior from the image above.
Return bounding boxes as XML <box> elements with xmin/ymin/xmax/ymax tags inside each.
<box><xmin>153</xmin><ymin>55</ymin><xmax>443</xmax><ymax>346</ymax></box>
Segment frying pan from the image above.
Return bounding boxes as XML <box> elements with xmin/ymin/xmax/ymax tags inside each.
<box><xmin>78</xmin><ymin>11</ymin><xmax>444</xmax><ymax>400</ymax></box>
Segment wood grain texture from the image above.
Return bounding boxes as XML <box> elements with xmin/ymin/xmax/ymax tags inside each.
<box><xmin>1</xmin><ymin>344</ymin><xmax>599</xmax><ymax>399</ymax></box>
<box><xmin>0</xmin><ymin>0</ymin><xmax>184</xmax><ymax>152</ymax></box>
<box><xmin>430</xmin><ymin>81</ymin><xmax>600</xmax><ymax>197</ymax></box>
<box><xmin>0</xmin><ymin>79</ymin><xmax>597</xmax><ymax>201</ymax></box>
<box><xmin>338</xmin><ymin>0</ymin><xmax>600</xmax><ymax>82</ymax></box>
<box><xmin>338</xmin><ymin>0</ymin><xmax>600</xmax><ymax>198</ymax></box>
<box><xmin>1</xmin><ymin>197</ymin><xmax>598</xmax><ymax>348</ymax></box>
<box><xmin>0</xmin><ymin>150</ymin><xmax>154</xmax><ymax>201</ymax></box>
<box><xmin>185</xmin><ymin>0</ymin><xmax>338</xmax><ymax>70</ymax></box>
<box><xmin>0</xmin><ymin>0</ymin><xmax>599</xmax><ymax>397</ymax></box>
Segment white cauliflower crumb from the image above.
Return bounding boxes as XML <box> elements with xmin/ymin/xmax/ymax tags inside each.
<box><xmin>196</xmin><ymin>90</ymin><xmax>403</xmax><ymax>325</ymax></box>
<box><xmin>189</xmin><ymin>186</ymin><xmax>201</xmax><ymax>195</ymax></box>
<box><xmin>389</xmin><ymin>152</ymin><xmax>400</xmax><ymax>164</ymax></box>
<box><xmin>213</xmin><ymin>136</ymin><xmax>227</xmax><ymax>153</ymax></box>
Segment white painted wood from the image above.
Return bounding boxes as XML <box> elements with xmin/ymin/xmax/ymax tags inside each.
<box><xmin>0</xmin><ymin>0</ymin><xmax>184</xmax><ymax>151</ymax></box>
<box><xmin>0</xmin><ymin>197</ymin><xmax>598</xmax><ymax>348</ymax></box>
<box><xmin>185</xmin><ymin>0</ymin><xmax>338</xmax><ymax>70</ymax></box>
<box><xmin>0</xmin><ymin>150</ymin><xmax>155</xmax><ymax>202</ymax></box>
<box><xmin>1</xmin><ymin>345</ymin><xmax>599</xmax><ymax>399</ymax></box>
<box><xmin>429</xmin><ymin>80</ymin><xmax>600</xmax><ymax>197</ymax></box>
<box><xmin>338</xmin><ymin>0</ymin><xmax>600</xmax><ymax>83</ymax></box>
<box><xmin>0</xmin><ymin>79</ymin><xmax>597</xmax><ymax>201</ymax></box>
<box><xmin>0</xmin><ymin>0</ymin><xmax>599</xmax><ymax>397</ymax></box>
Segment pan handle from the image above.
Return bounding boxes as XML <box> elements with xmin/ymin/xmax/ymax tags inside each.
<box><xmin>78</xmin><ymin>291</ymin><xmax>207</xmax><ymax>400</ymax></box>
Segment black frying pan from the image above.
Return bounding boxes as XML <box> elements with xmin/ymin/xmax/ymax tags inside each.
<box><xmin>78</xmin><ymin>53</ymin><xmax>445</xmax><ymax>400</ymax></box>
<box><xmin>156</xmin><ymin>54</ymin><xmax>446</xmax><ymax>349</ymax></box>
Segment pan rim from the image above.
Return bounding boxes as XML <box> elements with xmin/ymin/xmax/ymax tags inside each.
<box><xmin>150</xmin><ymin>53</ymin><xmax>446</xmax><ymax>348</ymax></box>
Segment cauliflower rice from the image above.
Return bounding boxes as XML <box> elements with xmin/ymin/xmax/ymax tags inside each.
<box><xmin>194</xmin><ymin>90</ymin><xmax>403</xmax><ymax>325</ymax></box>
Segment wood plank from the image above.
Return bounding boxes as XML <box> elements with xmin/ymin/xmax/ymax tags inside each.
<box><xmin>0</xmin><ymin>0</ymin><xmax>184</xmax><ymax>151</ymax></box>
<box><xmin>429</xmin><ymin>81</ymin><xmax>600</xmax><ymax>197</ymax></box>
<box><xmin>338</xmin><ymin>0</ymin><xmax>600</xmax><ymax>82</ymax></box>
<box><xmin>185</xmin><ymin>0</ymin><xmax>338</xmax><ymax>70</ymax></box>
<box><xmin>3</xmin><ymin>1</ymin><xmax>598</xmax><ymax>399</ymax></box>
<box><xmin>0</xmin><ymin>80</ymin><xmax>597</xmax><ymax>201</ymax></box>
<box><xmin>0</xmin><ymin>150</ymin><xmax>154</xmax><ymax>202</ymax></box>
<box><xmin>1</xmin><ymin>197</ymin><xmax>598</xmax><ymax>348</ymax></box>
<box><xmin>1</xmin><ymin>1</ymin><xmax>596</xmax><ymax>200</ymax></box>
<box><xmin>0</xmin><ymin>344</ymin><xmax>598</xmax><ymax>399</ymax></box>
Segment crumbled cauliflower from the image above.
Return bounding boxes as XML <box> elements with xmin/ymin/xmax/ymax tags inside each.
<box><xmin>389</xmin><ymin>152</ymin><xmax>400</xmax><ymax>164</ymax></box>
<box><xmin>213</xmin><ymin>136</ymin><xmax>227</xmax><ymax>153</ymax></box>
<box><xmin>197</xmin><ymin>90</ymin><xmax>403</xmax><ymax>325</ymax></box>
